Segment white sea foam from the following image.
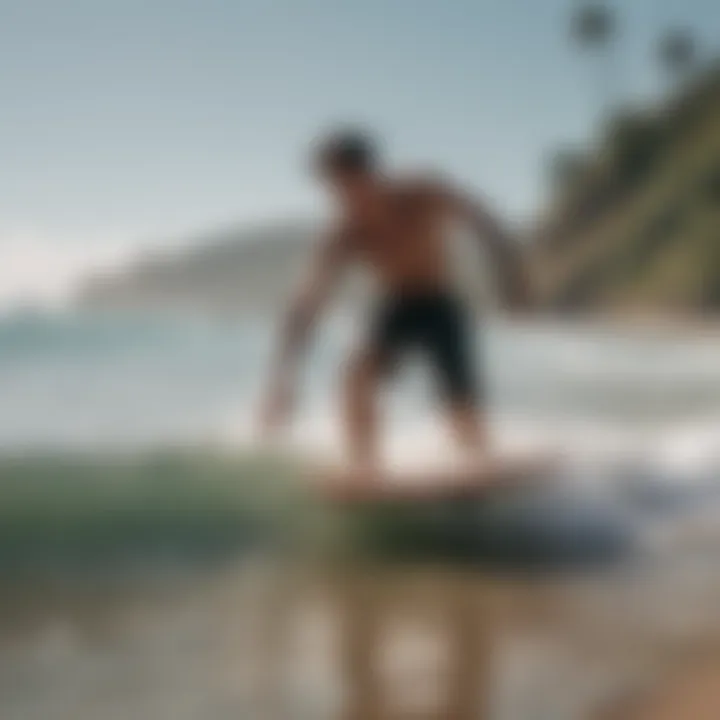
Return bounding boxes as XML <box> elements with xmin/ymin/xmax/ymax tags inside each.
<box><xmin>220</xmin><ymin>403</ymin><xmax>720</xmax><ymax>482</ymax></box>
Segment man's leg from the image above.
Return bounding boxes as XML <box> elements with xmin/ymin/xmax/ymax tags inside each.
<box><xmin>428</xmin><ymin>295</ymin><xmax>488</xmax><ymax>458</ymax></box>
<box><xmin>342</xmin><ymin>348</ymin><xmax>382</xmax><ymax>471</ymax></box>
<box><xmin>447</xmin><ymin>401</ymin><xmax>487</xmax><ymax>457</ymax></box>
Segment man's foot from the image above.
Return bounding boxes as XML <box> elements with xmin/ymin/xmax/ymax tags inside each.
<box><xmin>347</xmin><ymin>460</ymin><xmax>381</xmax><ymax>484</ymax></box>
<box><xmin>320</xmin><ymin>460</ymin><xmax>381</xmax><ymax>502</ymax></box>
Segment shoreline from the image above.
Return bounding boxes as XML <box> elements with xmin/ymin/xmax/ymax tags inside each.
<box><xmin>522</xmin><ymin>312</ymin><xmax>720</xmax><ymax>337</ymax></box>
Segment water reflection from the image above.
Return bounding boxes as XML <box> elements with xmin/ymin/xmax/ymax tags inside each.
<box><xmin>2</xmin><ymin>557</ymin><xmax>720</xmax><ymax>719</ymax></box>
<box><xmin>330</xmin><ymin>569</ymin><xmax>491</xmax><ymax>719</ymax></box>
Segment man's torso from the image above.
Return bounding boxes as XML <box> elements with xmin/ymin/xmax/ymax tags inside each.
<box><xmin>343</xmin><ymin>177</ymin><xmax>451</xmax><ymax>294</ymax></box>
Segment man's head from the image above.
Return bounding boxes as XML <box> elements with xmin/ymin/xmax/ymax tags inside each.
<box><xmin>312</xmin><ymin>128</ymin><xmax>382</xmax><ymax>209</ymax></box>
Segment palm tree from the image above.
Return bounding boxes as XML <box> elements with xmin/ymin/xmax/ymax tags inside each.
<box><xmin>572</xmin><ymin>2</ymin><xmax>615</xmax><ymax>49</ymax></box>
<box><xmin>570</xmin><ymin>2</ymin><xmax>619</xmax><ymax>117</ymax></box>
<box><xmin>658</xmin><ymin>28</ymin><xmax>696</xmax><ymax>87</ymax></box>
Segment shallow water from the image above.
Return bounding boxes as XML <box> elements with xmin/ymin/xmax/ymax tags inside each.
<box><xmin>3</xmin><ymin>553</ymin><xmax>720</xmax><ymax>720</ymax></box>
<box><xmin>2</xmin><ymin>312</ymin><xmax>720</xmax><ymax>718</ymax></box>
<box><xmin>1</xmin><ymin>448</ymin><xmax>719</xmax><ymax>718</ymax></box>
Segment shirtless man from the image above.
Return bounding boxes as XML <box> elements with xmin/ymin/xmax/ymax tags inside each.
<box><xmin>259</xmin><ymin>129</ymin><xmax>531</xmax><ymax>472</ymax></box>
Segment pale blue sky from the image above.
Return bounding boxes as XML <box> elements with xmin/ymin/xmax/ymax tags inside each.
<box><xmin>2</xmin><ymin>0</ymin><xmax>718</xmax><ymax>251</ymax></box>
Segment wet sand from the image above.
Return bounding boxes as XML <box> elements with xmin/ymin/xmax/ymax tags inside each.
<box><xmin>602</xmin><ymin>655</ymin><xmax>720</xmax><ymax>720</ymax></box>
<box><xmin>3</xmin><ymin>555</ymin><xmax>720</xmax><ymax>720</ymax></box>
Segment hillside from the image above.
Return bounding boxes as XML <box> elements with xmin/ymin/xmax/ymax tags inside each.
<box><xmin>532</xmin><ymin>61</ymin><xmax>720</xmax><ymax>315</ymax></box>
<box><xmin>76</xmin><ymin>221</ymin><xmax>320</xmax><ymax>316</ymax></box>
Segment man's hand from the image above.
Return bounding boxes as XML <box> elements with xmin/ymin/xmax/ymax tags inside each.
<box><xmin>257</xmin><ymin>226</ymin><xmax>351</xmax><ymax>439</ymax></box>
<box><xmin>258</xmin><ymin>370</ymin><xmax>296</xmax><ymax>437</ymax></box>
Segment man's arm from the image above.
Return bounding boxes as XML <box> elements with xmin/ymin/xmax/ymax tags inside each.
<box><xmin>436</xmin><ymin>180</ymin><xmax>533</xmax><ymax>310</ymax></box>
<box><xmin>260</xmin><ymin>227</ymin><xmax>351</xmax><ymax>431</ymax></box>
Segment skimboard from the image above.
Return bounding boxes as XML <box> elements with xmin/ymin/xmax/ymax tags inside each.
<box><xmin>311</xmin><ymin>450</ymin><xmax>560</xmax><ymax>504</ymax></box>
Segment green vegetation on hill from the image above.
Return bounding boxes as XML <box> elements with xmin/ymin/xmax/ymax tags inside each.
<box><xmin>533</xmin><ymin>61</ymin><xmax>720</xmax><ymax>314</ymax></box>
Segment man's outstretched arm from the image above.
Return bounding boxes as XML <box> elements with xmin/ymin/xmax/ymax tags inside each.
<box><xmin>260</xmin><ymin>228</ymin><xmax>351</xmax><ymax>432</ymax></box>
<box><xmin>437</xmin><ymin>180</ymin><xmax>533</xmax><ymax>310</ymax></box>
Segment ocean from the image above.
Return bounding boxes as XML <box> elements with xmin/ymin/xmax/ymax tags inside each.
<box><xmin>3</xmin><ymin>309</ymin><xmax>720</xmax><ymax>466</ymax></box>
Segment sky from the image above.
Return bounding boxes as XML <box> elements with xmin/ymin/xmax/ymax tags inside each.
<box><xmin>1</xmin><ymin>0</ymin><xmax>719</xmax><ymax>302</ymax></box>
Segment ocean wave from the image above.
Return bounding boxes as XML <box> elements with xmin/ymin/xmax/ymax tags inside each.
<box><xmin>0</xmin><ymin>437</ymin><xmax>719</xmax><ymax>581</ymax></box>
<box><xmin>0</xmin><ymin>448</ymin><xmax>307</xmax><ymax>573</ymax></box>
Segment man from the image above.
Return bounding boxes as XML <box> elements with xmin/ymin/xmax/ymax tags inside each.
<box><xmin>259</xmin><ymin>129</ymin><xmax>531</xmax><ymax>476</ymax></box>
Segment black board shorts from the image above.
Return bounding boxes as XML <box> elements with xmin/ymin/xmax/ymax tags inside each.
<box><xmin>370</xmin><ymin>290</ymin><xmax>481</xmax><ymax>406</ymax></box>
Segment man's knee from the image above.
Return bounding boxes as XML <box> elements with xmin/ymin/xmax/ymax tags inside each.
<box><xmin>344</xmin><ymin>350</ymin><xmax>379</xmax><ymax>399</ymax></box>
